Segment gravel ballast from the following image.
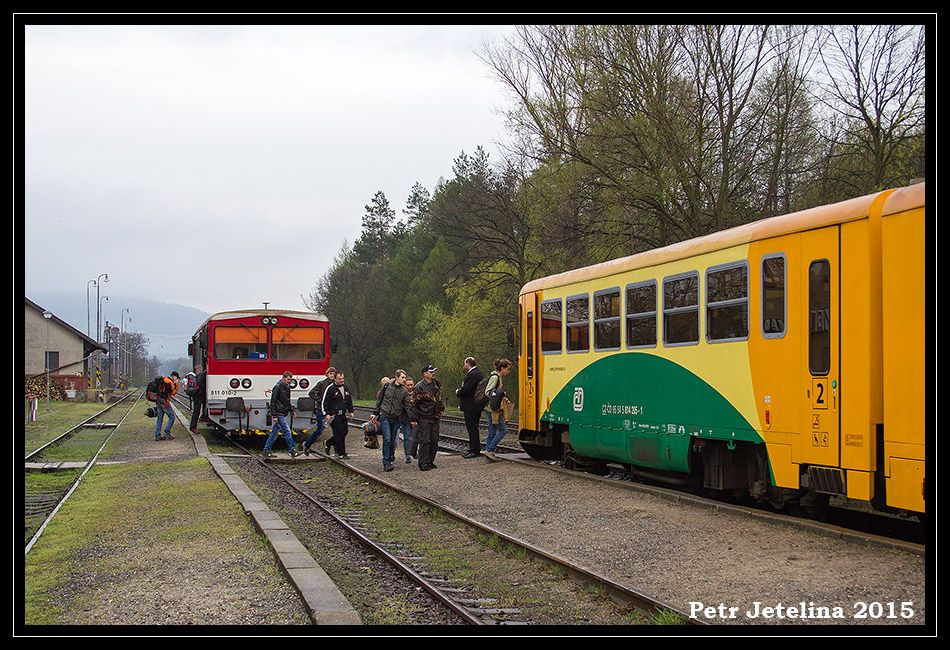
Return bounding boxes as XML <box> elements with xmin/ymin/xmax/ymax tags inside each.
<box><xmin>326</xmin><ymin>435</ymin><xmax>926</xmax><ymax>626</ymax></box>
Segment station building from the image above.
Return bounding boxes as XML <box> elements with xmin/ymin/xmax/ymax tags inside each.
<box><xmin>24</xmin><ymin>297</ymin><xmax>107</xmax><ymax>393</ymax></box>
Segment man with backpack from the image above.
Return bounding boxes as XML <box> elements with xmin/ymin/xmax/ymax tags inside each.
<box><xmin>187</xmin><ymin>370</ymin><xmax>206</xmax><ymax>434</ymax></box>
<box><xmin>372</xmin><ymin>370</ymin><xmax>411</xmax><ymax>471</ymax></box>
<box><xmin>152</xmin><ymin>371</ymin><xmax>180</xmax><ymax>441</ymax></box>
<box><xmin>456</xmin><ymin>357</ymin><xmax>485</xmax><ymax>459</ymax></box>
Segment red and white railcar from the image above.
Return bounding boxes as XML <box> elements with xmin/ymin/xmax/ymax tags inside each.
<box><xmin>189</xmin><ymin>309</ymin><xmax>333</xmax><ymax>436</ymax></box>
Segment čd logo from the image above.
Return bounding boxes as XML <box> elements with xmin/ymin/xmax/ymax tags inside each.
<box><xmin>573</xmin><ymin>387</ymin><xmax>584</xmax><ymax>412</ymax></box>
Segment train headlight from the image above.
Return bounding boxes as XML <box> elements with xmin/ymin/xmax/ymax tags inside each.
<box><xmin>241</xmin><ymin>378</ymin><xmax>252</xmax><ymax>389</ymax></box>
<box><xmin>262</xmin><ymin>317</ymin><xmax>272</xmax><ymax>325</ymax></box>
<box><xmin>289</xmin><ymin>378</ymin><xmax>298</xmax><ymax>389</ymax></box>
<box><xmin>298</xmin><ymin>378</ymin><xmax>309</xmax><ymax>389</ymax></box>
<box><xmin>229</xmin><ymin>378</ymin><xmax>240</xmax><ymax>389</ymax></box>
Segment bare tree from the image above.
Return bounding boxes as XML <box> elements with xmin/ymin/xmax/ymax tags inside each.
<box><xmin>815</xmin><ymin>24</ymin><xmax>925</xmax><ymax>193</ymax></box>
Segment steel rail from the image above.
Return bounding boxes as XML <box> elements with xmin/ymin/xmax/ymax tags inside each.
<box><xmin>313</xmin><ymin>449</ymin><xmax>703</xmax><ymax>625</ymax></box>
<box><xmin>25</xmin><ymin>390</ymin><xmax>137</xmax><ymax>462</ymax></box>
<box><xmin>25</xmin><ymin>389</ymin><xmax>144</xmax><ymax>555</ymax></box>
<box><xmin>170</xmin><ymin>395</ymin><xmax>485</xmax><ymax>625</ymax></box>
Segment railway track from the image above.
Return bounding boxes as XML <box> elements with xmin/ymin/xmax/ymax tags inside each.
<box><xmin>175</xmin><ymin>395</ymin><xmax>700</xmax><ymax>625</ymax></box>
<box><xmin>25</xmin><ymin>390</ymin><xmax>137</xmax><ymax>462</ymax></box>
<box><xmin>25</xmin><ymin>390</ymin><xmax>144</xmax><ymax>554</ymax></box>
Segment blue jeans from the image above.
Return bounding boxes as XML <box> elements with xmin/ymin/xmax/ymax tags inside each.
<box><xmin>380</xmin><ymin>417</ymin><xmax>400</xmax><ymax>466</ymax></box>
<box><xmin>264</xmin><ymin>414</ymin><xmax>297</xmax><ymax>453</ymax></box>
<box><xmin>155</xmin><ymin>402</ymin><xmax>175</xmax><ymax>438</ymax></box>
<box><xmin>485</xmin><ymin>411</ymin><xmax>508</xmax><ymax>452</ymax></box>
<box><xmin>303</xmin><ymin>410</ymin><xmax>326</xmax><ymax>449</ymax></box>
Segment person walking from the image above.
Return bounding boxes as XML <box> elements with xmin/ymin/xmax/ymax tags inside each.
<box><xmin>401</xmin><ymin>376</ymin><xmax>416</xmax><ymax>463</ymax></box>
<box><xmin>408</xmin><ymin>364</ymin><xmax>444</xmax><ymax>471</ymax></box>
<box><xmin>321</xmin><ymin>370</ymin><xmax>354</xmax><ymax>458</ymax></box>
<box><xmin>188</xmin><ymin>369</ymin><xmax>207</xmax><ymax>433</ymax></box>
<box><xmin>483</xmin><ymin>359</ymin><xmax>513</xmax><ymax>460</ymax></box>
<box><xmin>455</xmin><ymin>356</ymin><xmax>485</xmax><ymax>458</ymax></box>
<box><xmin>263</xmin><ymin>371</ymin><xmax>300</xmax><ymax>459</ymax></box>
<box><xmin>372</xmin><ymin>369</ymin><xmax>411</xmax><ymax>471</ymax></box>
<box><xmin>154</xmin><ymin>371</ymin><xmax>180</xmax><ymax>441</ymax></box>
<box><xmin>303</xmin><ymin>366</ymin><xmax>336</xmax><ymax>456</ymax></box>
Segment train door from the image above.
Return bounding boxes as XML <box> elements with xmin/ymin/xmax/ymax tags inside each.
<box><xmin>520</xmin><ymin>293</ymin><xmax>539</xmax><ymax>433</ymax></box>
<box><xmin>800</xmin><ymin>227</ymin><xmax>840</xmax><ymax>469</ymax></box>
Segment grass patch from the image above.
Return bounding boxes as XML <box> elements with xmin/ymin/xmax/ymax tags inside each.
<box><xmin>649</xmin><ymin>608</ymin><xmax>688</xmax><ymax>625</ymax></box>
<box><xmin>25</xmin><ymin>456</ymin><xmax>296</xmax><ymax>625</ymax></box>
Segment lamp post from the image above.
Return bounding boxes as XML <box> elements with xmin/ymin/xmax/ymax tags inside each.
<box><xmin>98</xmin><ymin>295</ymin><xmax>108</xmax><ymax>389</ymax></box>
<box><xmin>43</xmin><ymin>310</ymin><xmax>52</xmax><ymax>412</ymax></box>
<box><xmin>86</xmin><ymin>279</ymin><xmax>97</xmax><ymax>338</ymax></box>
<box><xmin>95</xmin><ymin>273</ymin><xmax>108</xmax><ymax>344</ymax></box>
<box><xmin>121</xmin><ymin>308</ymin><xmax>130</xmax><ymax>388</ymax></box>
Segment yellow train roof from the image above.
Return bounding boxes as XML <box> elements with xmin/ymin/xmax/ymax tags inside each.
<box><xmin>521</xmin><ymin>183</ymin><xmax>924</xmax><ymax>295</ymax></box>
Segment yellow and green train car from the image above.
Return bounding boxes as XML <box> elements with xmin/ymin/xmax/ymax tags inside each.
<box><xmin>518</xmin><ymin>183</ymin><xmax>925</xmax><ymax>515</ymax></box>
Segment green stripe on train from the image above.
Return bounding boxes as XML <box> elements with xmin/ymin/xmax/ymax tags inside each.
<box><xmin>543</xmin><ymin>353</ymin><xmax>762</xmax><ymax>472</ymax></box>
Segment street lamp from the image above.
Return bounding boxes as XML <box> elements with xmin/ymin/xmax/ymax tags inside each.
<box><xmin>86</xmin><ymin>279</ymin><xmax>97</xmax><ymax>338</ymax></box>
<box><xmin>98</xmin><ymin>295</ymin><xmax>108</xmax><ymax>390</ymax></box>
<box><xmin>95</xmin><ymin>273</ymin><xmax>108</xmax><ymax>344</ymax></box>
<box><xmin>121</xmin><ymin>308</ymin><xmax>130</xmax><ymax>388</ymax></box>
<box><xmin>42</xmin><ymin>310</ymin><xmax>52</xmax><ymax>412</ymax></box>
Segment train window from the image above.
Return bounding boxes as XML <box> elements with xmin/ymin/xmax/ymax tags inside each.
<box><xmin>706</xmin><ymin>262</ymin><xmax>749</xmax><ymax>342</ymax></box>
<box><xmin>593</xmin><ymin>287</ymin><xmax>621</xmax><ymax>351</ymax></box>
<box><xmin>213</xmin><ymin>327</ymin><xmax>268</xmax><ymax>360</ymax></box>
<box><xmin>762</xmin><ymin>255</ymin><xmax>786</xmax><ymax>338</ymax></box>
<box><xmin>809</xmin><ymin>260</ymin><xmax>831</xmax><ymax>375</ymax></box>
<box><xmin>566</xmin><ymin>294</ymin><xmax>590</xmax><ymax>352</ymax></box>
<box><xmin>626</xmin><ymin>281</ymin><xmax>657</xmax><ymax>348</ymax></box>
<box><xmin>540</xmin><ymin>299</ymin><xmax>562</xmax><ymax>354</ymax></box>
<box><xmin>272</xmin><ymin>327</ymin><xmax>325</xmax><ymax>361</ymax></box>
<box><xmin>663</xmin><ymin>272</ymin><xmax>699</xmax><ymax>346</ymax></box>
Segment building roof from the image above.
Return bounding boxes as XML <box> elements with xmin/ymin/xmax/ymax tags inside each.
<box><xmin>24</xmin><ymin>297</ymin><xmax>107</xmax><ymax>354</ymax></box>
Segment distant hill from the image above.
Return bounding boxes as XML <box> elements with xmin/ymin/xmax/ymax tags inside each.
<box><xmin>29</xmin><ymin>292</ymin><xmax>210</xmax><ymax>361</ymax></box>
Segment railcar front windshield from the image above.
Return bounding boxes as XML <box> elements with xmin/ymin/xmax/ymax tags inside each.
<box><xmin>272</xmin><ymin>326</ymin><xmax>325</xmax><ymax>360</ymax></box>
<box><xmin>213</xmin><ymin>326</ymin><xmax>268</xmax><ymax>360</ymax></box>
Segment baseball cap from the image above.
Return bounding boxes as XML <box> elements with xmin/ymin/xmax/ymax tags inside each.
<box><xmin>421</xmin><ymin>364</ymin><xmax>437</xmax><ymax>374</ymax></box>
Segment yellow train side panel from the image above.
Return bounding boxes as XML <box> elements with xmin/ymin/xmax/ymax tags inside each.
<box><xmin>881</xmin><ymin>187</ymin><xmax>925</xmax><ymax>512</ymax></box>
<box><xmin>838</xmin><ymin>188</ymin><xmax>889</xmax><ymax>475</ymax></box>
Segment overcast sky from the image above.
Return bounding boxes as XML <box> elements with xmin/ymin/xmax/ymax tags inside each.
<box><xmin>24</xmin><ymin>25</ymin><xmax>518</xmax><ymax>314</ymax></box>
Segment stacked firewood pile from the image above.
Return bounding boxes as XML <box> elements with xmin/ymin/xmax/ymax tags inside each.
<box><xmin>25</xmin><ymin>376</ymin><xmax>68</xmax><ymax>401</ymax></box>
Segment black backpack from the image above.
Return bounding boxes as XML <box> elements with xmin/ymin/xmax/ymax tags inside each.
<box><xmin>145</xmin><ymin>376</ymin><xmax>163</xmax><ymax>402</ymax></box>
<box><xmin>472</xmin><ymin>375</ymin><xmax>491</xmax><ymax>411</ymax></box>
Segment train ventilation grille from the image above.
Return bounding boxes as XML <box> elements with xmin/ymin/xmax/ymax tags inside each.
<box><xmin>805</xmin><ymin>466</ymin><xmax>846</xmax><ymax>495</ymax></box>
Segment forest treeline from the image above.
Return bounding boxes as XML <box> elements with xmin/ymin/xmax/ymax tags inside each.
<box><xmin>305</xmin><ymin>24</ymin><xmax>925</xmax><ymax>399</ymax></box>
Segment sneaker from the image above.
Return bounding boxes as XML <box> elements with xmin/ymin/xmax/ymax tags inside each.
<box><xmin>383</xmin><ymin>464</ymin><xmax>394</xmax><ymax>472</ymax></box>
<box><xmin>303</xmin><ymin>445</ymin><xmax>311</xmax><ymax>457</ymax></box>
<box><xmin>405</xmin><ymin>456</ymin><xmax>413</xmax><ymax>464</ymax></box>
<box><xmin>290</xmin><ymin>449</ymin><xmax>301</xmax><ymax>458</ymax></box>
<box><xmin>324</xmin><ymin>440</ymin><xmax>332</xmax><ymax>454</ymax></box>
<box><xmin>484</xmin><ymin>451</ymin><xmax>499</xmax><ymax>462</ymax></box>
<box><xmin>419</xmin><ymin>464</ymin><xmax>432</xmax><ymax>472</ymax></box>
<box><xmin>463</xmin><ymin>452</ymin><xmax>480</xmax><ymax>459</ymax></box>
<box><xmin>429</xmin><ymin>462</ymin><xmax>437</xmax><ymax>469</ymax></box>
<box><xmin>164</xmin><ymin>434</ymin><xmax>174</xmax><ymax>440</ymax></box>
<box><xmin>338</xmin><ymin>454</ymin><xmax>349</xmax><ymax>459</ymax></box>
<box><xmin>155</xmin><ymin>436</ymin><xmax>162</xmax><ymax>441</ymax></box>
<box><xmin>263</xmin><ymin>451</ymin><xmax>276</xmax><ymax>459</ymax></box>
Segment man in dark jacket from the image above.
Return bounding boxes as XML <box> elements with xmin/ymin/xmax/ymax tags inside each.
<box><xmin>455</xmin><ymin>357</ymin><xmax>484</xmax><ymax>458</ymax></box>
<box><xmin>188</xmin><ymin>370</ymin><xmax>207</xmax><ymax>433</ymax></box>
<box><xmin>409</xmin><ymin>364</ymin><xmax>444</xmax><ymax>471</ymax></box>
<box><xmin>263</xmin><ymin>371</ymin><xmax>300</xmax><ymax>459</ymax></box>
<box><xmin>373</xmin><ymin>369</ymin><xmax>411</xmax><ymax>471</ymax></box>
<box><xmin>321</xmin><ymin>370</ymin><xmax>354</xmax><ymax>458</ymax></box>
<box><xmin>303</xmin><ymin>366</ymin><xmax>336</xmax><ymax>456</ymax></box>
